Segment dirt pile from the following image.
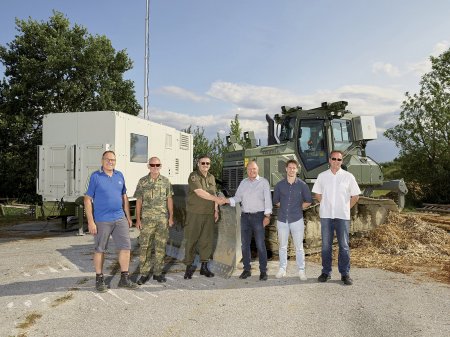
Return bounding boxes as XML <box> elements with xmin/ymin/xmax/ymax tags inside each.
<box><xmin>308</xmin><ymin>212</ymin><xmax>450</xmax><ymax>283</ymax></box>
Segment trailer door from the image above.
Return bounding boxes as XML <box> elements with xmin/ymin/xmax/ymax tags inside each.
<box><xmin>37</xmin><ymin>144</ymin><xmax>75</xmax><ymax>201</ymax></box>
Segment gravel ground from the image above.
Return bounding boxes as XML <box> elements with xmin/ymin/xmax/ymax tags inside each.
<box><xmin>0</xmin><ymin>221</ymin><xmax>449</xmax><ymax>337</ymax></box>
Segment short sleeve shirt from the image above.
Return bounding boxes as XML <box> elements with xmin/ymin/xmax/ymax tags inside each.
<box><xmin>312</xmin><ymin>168</ymin><xmax>361</xmax><ymax>220</ymax></box>
<box><xmin>186</xmin><ymin>170</ymin><xmax>216</xmax><ymax>214</ymax></box>
<box><xmin>134</xmin><ymin>174</ymin><xmax>173</xmax><ymax>221</ymax></box>
<box><xmin>85</xmin><ymin>169</ymin><xmax>127</xmax><ymax>222</ymax></box>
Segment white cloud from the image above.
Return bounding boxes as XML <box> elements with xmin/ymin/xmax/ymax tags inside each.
<box><xmin>406</xmin><ymin>59</ymin><xmax>431</xmax><ymax>76</ymax></box>
<box><xmin>147</xmin><ymin>82</ymin><xmax>405</xmax><ymax>148</ymax></box>
<box><xmin>156</xmin><ymin>86</ymin><xmax>208</xmax><ymax>102</ymax></box>
<box><xmin>374</xmin><ymin>40</ymin><xmax>450</xmax><ymax>78</ymax></box>
<box><xmin>372</xmin><ymin>62</ymin><xmax>401</xmax><ymax>77</ymax></box>
<box><xmin>432</xmin><ymin>40</ymin><xmax>450</xmax><ymax>56</ymax></box>
<box><xmin>207</xmin><ymin>81</ymin><xmax>300</xmax><ymax>110</ymax></box>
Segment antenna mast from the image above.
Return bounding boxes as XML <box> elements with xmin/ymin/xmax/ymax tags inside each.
<box><xmin>144</xmin><ymin>0</ymin><xmax>150</xmax><ymax>118</ymax></box>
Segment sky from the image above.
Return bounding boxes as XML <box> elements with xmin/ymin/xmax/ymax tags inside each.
<box><xmin>1</xmin><ymin>0</ymin><xmax>449</xmax><ymax>162</ymax></box>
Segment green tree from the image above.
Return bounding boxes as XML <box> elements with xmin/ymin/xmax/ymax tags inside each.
<box><xmin>0</xmin><ymin>11</ymin><xmax>141</xmax><ymax>201</ymax></box>
<box><xmin>229</xmin><ymin>114</ymin><xmax>246</xmax><ymax>147</ymax></box>
<box><xmin>184</xmin><ymin>114</ymin><xmax>247</xmax><ymax>184</ymax></box>
<box><xmin>384</xmin><ymin>48</ymin><xmax>450</xmax><ymax>203</ymax></box>
<box><xmin>184</xmin><ymin>125</ymin><xmax>211</xmax><ymax>164</ymax></box>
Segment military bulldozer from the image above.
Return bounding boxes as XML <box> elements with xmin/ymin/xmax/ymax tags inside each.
<box><xmin>202</xmin><ymin>101</ymin><xmax>407</xmax><ymax>277</ymax></box>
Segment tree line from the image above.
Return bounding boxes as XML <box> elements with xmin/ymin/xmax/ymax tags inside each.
<box><xmin>1</xmin><ymin>12</ymin><xmax>448</xmax><ymax>204</ymax></box>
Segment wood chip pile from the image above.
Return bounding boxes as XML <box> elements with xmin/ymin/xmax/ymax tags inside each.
<box><xmin>308</xmin><ymin>213</ymin><xmax>450</xmax><ymax>284</ymax></box>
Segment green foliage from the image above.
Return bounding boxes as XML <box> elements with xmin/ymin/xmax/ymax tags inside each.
<box><xmin>183</xmin><ymin>126</ymin><xmax>226</xmax><ymax>180</ymax></box>
<box><xmin>184</xmin><ymin>114</ymin><xmax>245</xmax><ymax>183</ymax></box>
<box><xmin>0</xmin><ymin>11</ymin><xmax>141</xmax><ymax>202</ymax></box>
<box><xmin>229</xmin><ymin>114</ymin><xmax>246</xmax><ymax>147</ymax></box>
<box><xmin>379</xmin><ymin>159</ymin><xmax>403</xmax><ymax>181</ymax></box>
<box><xmin>384</xmin><ymin>48</ymin><xmax>450</xmax><ymax>203</ymax></box>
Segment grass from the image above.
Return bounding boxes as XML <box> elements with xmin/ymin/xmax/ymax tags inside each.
<box><xmin>16</xmin><ymin>312</ymin><xmax>42</xmax><ymax>329</ymax></box>
<box><xmin>0</xmin><ymin>215</ymin><xmax>36</xmax><ymax>227</ymax></box>
<box><xmin>51</xmin><ymin>293</ymin><xmax>74</xmax><ymax>308</ymax></box>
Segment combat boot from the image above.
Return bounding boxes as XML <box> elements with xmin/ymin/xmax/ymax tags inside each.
<box><xmin>200</xmin><ymin>262</ymin><xmax>214</xmax><ymax>278</ymax></box>
<box><xmin>184</xmin><ymin>265</ymin><xmax>194</xmax><ymax>279</ymax></box>
<box><xmin>118</xmin><ymin>272</ymin><xmax>138</xmax><ymax>289</ymax></box>
<box><xmin>95</xmin><ymin>274</ymin><xmax>108</xmax><ymax>293</ymax></box>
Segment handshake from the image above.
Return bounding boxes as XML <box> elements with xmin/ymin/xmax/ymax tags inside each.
<box><xmin>214</xmin><ymin>196</ymin><xmax>229</xmax><ymax>206</ymax></box>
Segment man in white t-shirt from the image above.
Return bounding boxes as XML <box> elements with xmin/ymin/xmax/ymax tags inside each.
<box><xmin>312</xmin><ymin>150</ymin><xmax>361</xmax><ymax>285</ymax></box>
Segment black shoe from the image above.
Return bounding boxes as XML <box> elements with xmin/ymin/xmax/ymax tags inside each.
<box><xmin>153</xmin><ymin>274</ymin><xmax>167</xmax><ymax>283</ymax></box>
<box><xmin>137</xmin><ymin>275</ymin><xmax>149</xmax><ymax>285</ymax></box>
<box><xmin>95</xmin><ymin>274</ymin><xmax>107</xmax><ymax>293</ymax></box>
<box><xmin>259</xmin><ymin>272</ymin><xmax>268</xmax><ymax>281</ymax></box>
<box><xmin>184</xmin><ymin>265</ymin><xmax>194</xmax><ymax>280</ymax></box>
<box><xmin>318</xmin><ymin>273</ymin><xmax>331</xmax><ymax>282</ymax></box>
<box><xmin>118</xmin><ymin>275</ymin><xmax>138</xmax><ymax>289</ymax></box>
<box><xmin>341</xmin><ymin>275</ymin><xmax>353</xmax><ymax>286</ymax></box>
<box><xmin>200</xmin><ymin>262</ymin><xmax>215</xmax><ymax>278</ymax></box>
<box><xmin>239</xmin><ymin>270</ymin><xmax>252</xmax><ymax>279</ymax></box>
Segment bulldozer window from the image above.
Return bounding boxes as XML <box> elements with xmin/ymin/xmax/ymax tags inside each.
<box><xmin>332</xmin><ymin>120</ymin><xmax>353</xmax><ymax>152</ymax></box>
<box><xmin>298</xmin><ymin>120</ymin><xmax>327</xmax><ymax>171</ymax></box>
<box><xmin>278</xmin><ymin>117</ymin><xmax>295</xmax><ymax>142</ymax></box>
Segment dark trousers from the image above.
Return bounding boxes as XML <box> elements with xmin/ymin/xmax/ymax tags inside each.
<box><xmin>241</xmin><ymin>212</ymin><xmax>267</xmax><ymax>273</ymax></box>
<box><xmin>184</xmin><ymin>212</ymin><xmax>214</xmax><ymax>265</ymax></box>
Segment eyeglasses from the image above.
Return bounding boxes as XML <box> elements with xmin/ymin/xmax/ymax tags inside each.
<box><xmin>149</xmin><ymin>163</ymin><xmax>161</xmax><ymax>167</ymax></box>
<box><xmin>103</xmin><ymin>158</ymin><xmax>116</xmax><ymax>162</ymax></box>
<box><xmin>331</xmin><ymin>158</ymin><xmax>342</xmax><ymax>162</ymax></box>
<box><xmin>200</xmin><ymin>162</ymin><xmax>210</xmax><ymax>166</ymax></box>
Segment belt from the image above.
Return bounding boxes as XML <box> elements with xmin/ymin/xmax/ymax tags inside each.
<box><xmin>242</xmin><ymin>211</ymin><xmax>264</xmax><ymax>215</ymax></box>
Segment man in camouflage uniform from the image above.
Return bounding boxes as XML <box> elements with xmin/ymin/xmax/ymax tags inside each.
<box><xmin>183</xmin><ymin>155</ymin><xmax>224</xmax><ymax>279</ymax></box>
<box><xmin>134</xmin><ymin>157</ymin><xmax>174</xmax><ymax>284</ymax></box>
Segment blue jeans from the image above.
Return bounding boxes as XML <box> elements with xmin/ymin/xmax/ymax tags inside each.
<box><xmin>277</xmin><ymin>219</ymin><xmax>305</xmax><ymax>271</ymax></box>
<box><xmin>320</xmin><ymin>218</ymin><xmax>350</xmax><ymax>276</ymax></box>
<box><xmin>241</xmin><ymin>212</ymin><xmax>267</xmax><ymax>273</ymax></box>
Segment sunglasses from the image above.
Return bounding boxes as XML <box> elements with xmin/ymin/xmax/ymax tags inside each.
<box><xmin>149</xmin><ymin>163</ymin><xmax>161</xmax><ymax>167</ymax></box>
<box><xmin>331</xmin><ymin>158</ymin><xmax>343</xmax><ymax>162</ymax></box>
<box><xmin>200</xmin><ymin>162</ymin><xmax>210</xmax><ymax>166</ymax></box>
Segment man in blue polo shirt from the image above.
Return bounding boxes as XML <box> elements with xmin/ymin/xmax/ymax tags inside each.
<box><xmin>273</xmin><ymin>159</ymin><xmax>312</xmax><ymax>281</ymax></box>
<box><xmin>84</xmin><ymin>150</ymin><xmax>137</xmax><ymax>292</ymax></box>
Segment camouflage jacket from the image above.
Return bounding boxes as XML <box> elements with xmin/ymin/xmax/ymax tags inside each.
<box><xmin>134</xmin><ymin>174</ymin><xmax>173</xmax><ymax>221</ymax></box>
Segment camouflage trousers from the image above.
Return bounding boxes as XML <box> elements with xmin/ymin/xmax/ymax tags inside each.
<box><xmin>139</xmin><ymin>220</ymin><xmax>169</xmax><ymax>275</ymax></box>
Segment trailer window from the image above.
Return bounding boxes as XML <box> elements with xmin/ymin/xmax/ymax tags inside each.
<box><xmin>130</xmin><ymin>133</ymin><xmax>148</xmax><ymax>163</ymax></box>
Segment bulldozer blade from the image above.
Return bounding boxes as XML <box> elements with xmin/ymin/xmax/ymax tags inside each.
<box><xmin>208</xmin><ymin>205</ymin><xmax>242</xmax><ymax>278</ymax></box>
<box><xmin>167</xmin><ymin>186</ymin><xmax>242</xmax><ymax>278</ymax></box>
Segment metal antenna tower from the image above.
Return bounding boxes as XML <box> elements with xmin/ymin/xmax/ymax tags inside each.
<box><xmin>144</xmin><ymin>0</ymin><xmax>150</xmax><ymax>119</ymax></box>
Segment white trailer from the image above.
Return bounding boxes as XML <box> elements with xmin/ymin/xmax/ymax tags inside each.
<box><xmin>36</xmin><ymin>111</ymin><xmax>193</xmax><ymax>220</ymax></box>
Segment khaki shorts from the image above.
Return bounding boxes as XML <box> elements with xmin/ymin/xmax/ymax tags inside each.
<box><xmin>94</xmin><ymin>217</ymin><xmax>131</xmax><ymax>252</ymax></box>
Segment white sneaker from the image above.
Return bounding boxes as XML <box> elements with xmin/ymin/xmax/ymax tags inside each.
<box><xmin>275</xmin><ymin>269</ymin><xmax>286</xmax><ymax>279</ymax></box>
<box><xmin>299</xmin><ymin>270</ymin><xmax>307</xmax><ymax>281</ymax></box>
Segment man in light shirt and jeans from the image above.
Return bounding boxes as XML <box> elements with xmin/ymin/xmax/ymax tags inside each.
<box><xmin>312</xmin><ymin>150</ymin><xmax>361</xmax><ymax>285</ymax></box>
<box><xmin>224</xmin><ymin>160</ymin><xmax>272</xmax><ymax>281</ymax></box>
<box><xmin>273</xmin><ymin>159</ymin><xmax>312</xmax><ymax>281</ymax></box>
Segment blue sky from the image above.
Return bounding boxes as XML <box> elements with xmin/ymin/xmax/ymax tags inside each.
<box><xmin>1</xmin><ymin>1</ymin><xmax>449</xmax><ymax>162</ymax></box>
